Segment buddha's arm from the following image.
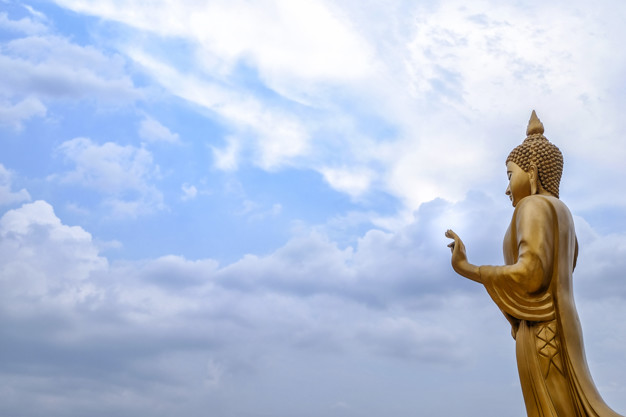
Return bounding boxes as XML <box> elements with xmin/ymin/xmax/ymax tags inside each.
<box><xmin>481</xmin><ymin>197</ymin><xmax>554</xmax><ymax>295</ymax></box>
<box><xmin>447</xmin><ymin>197</ymin><xmax>554</xmax><ymax>293</ymax></box>
<box><xmin>445</xmin><ymin>229</ymin><xmax>546</xmax><ymax>288</ymax></box>
<box><xmin>480</xmin><ymin>253</ymin><xmax>546</xmax><ymax>294</ymax></box>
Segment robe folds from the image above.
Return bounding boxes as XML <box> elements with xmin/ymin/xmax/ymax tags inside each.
<box><xmin>480</xmin><ymin>195</ymin><xmax>622</xmax><ymax>417</ymax></box>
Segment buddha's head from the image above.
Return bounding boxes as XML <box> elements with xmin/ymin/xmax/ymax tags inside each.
<box><xmin>505</xmin><ymin>111</ymin><xmax>563</xmax><ymax>204</ymax></box>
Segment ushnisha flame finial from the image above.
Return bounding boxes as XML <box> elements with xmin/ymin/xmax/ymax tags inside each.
<box><xmin>526</xmin><ymin>110</ymin><xmax>544</xmax><ymax>136</ymax></box>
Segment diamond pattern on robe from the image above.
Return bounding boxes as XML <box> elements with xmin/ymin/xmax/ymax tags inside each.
<box><xmin>535</xmin><ymin>321</ymin><xmax>564</xmax><ymax>377</ymax></box>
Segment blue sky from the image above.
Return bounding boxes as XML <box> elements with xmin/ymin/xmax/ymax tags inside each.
<box><xmin>2</xmin><ymin>0</ymin><xmax>626</xmax><ymax>416</ymax></box>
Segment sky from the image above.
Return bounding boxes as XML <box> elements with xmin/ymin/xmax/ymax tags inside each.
<box><xmin>1</xmin><ymin>0</ymin><xmax>626</xmax><ymax>416</ymax></box>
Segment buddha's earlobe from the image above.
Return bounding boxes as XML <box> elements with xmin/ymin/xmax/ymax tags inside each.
<box><xmin>529</xmin><ymin>164</ymin><xmax>538</xmax><ymax>194</ymax></box>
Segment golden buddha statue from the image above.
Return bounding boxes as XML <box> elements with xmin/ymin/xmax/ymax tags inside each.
<box><xmin>446</xmin><ymin>111</ymin><xmax>623</xmax><ymax>417</ymax></box>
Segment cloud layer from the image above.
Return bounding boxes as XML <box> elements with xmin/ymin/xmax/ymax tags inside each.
<box><xmin>1</xmin><ymin>194</ymin><xmax>625</xmax><ymax>416</ymax></box>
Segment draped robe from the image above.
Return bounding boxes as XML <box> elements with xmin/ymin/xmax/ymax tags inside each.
<box><xmin>479</xmin><ymin>195</ymin><xmax>622</xmax><ymax>417</ymax></box>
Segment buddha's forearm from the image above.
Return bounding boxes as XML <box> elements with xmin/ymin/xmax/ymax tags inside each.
<box><xmin>479</xmin><ymin>255</ymin><xmax>546</xmax><ymax>294</ymax></box>
<box><xmin>452</xmin><ymin>260</ymin><xmax>481</xmax><ymax>283</ymax></box>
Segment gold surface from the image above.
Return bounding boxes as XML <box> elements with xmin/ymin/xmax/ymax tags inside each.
<box><xmin>446</xmin><ymin>111</ymin><xmax>623</xmax><ymax>416</ymax></box>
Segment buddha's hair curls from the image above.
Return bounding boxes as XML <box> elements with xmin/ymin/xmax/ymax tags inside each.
<box><xmin>506</xmin><ymin>111</ymin><xmax>563</xmax><ymax>198</ymax></box>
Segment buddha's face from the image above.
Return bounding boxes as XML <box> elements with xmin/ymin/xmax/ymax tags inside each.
<box><xmin>505</xmin><ymin>161</ymin><xmax>531</xmax><ymax>207</ymax></box>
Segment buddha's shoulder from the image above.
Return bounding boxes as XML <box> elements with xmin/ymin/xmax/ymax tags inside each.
<box><xmin>515</xmin><ymin>195</ymin><xmax>558</xmax><ymax>215</ymax></box>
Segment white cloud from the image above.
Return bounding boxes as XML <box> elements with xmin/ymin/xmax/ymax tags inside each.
<box><xmin>22</xmin><ymin>5</ymin><xmax>47</xmax><ymax>22</ymax></box>
<box><xmin>1</xmin><ymin>194</ymin><xmax>626</xmax><ymax>416</ymax></box>
<box><xmin>211</xmin><ymin>136</ymin><xmax>240</xmax><ymax>171</ymax></box>
<box><xmin>0</xmin><ymin>163</ymin><xmax>31</xmax><ymax>205</ymax></box>
<box><xmin>395</xmin><ymin>0</ymin><xmax>626</xmax><ymax>206</ymax></box>
<box><xmin>0</xmin><ymin>37</ymin><xmax>138</xmax><ymax>101</ymax></box>
<box><xmin>49</xmin><ymin>0</ymin><xmax>375</xmax><ymax>173</ymax></box>
<box><xmin>126</xmin><ymin>51</ymin><xmax>310</xmax><ymax>170</ymax></box>
<box><xmin>39</xmin><ymin>0</ymin><xmax>626</xmax><ymax>216</ymax></box>
<box><xmin>180</xmin><ymin>183</ymin><xmax>197</xmax><ymax>201</ymax></box>
<box><xmin>0</xmin><ymin>12</ymin><xmax>142</xmax><ymax>134</ymax></box>
<box><xmin>138</xmin><ymin>115</ymin><xmax>180</xmax><ymax>143</ymax></box>
<box><xmin>0</xmin><ymin>25</ymin><xmax>140</xmax><ymax>113</ymax></box>
<box><xmin>235</xmin><ymin>199</ymin><xmax>282</xmax><ymax>221</ymax></box>
<box><xmin>216</xmin><ymin>194</ymin><xmax>506</xmax><ymax>303</ymax></box>
<box><xmin>320</xmin><ymin>166</ymin><xmax>373</xmax><ymax>198</ymax></box>
<box><xmin>357</xmin><ymin>316</ymin><xmax>464</xmax><ymax>362</ymax></box>
<box><xmin>52</xmin><ymin>0</ymin><xmax>375</xmax><ymax>86</ymax></box>
<box><xmin>53</xmin><ymin>137</ymin><xmax>164</xmax><ymax>217</ymax></box>
<box><xmin>0</xmin><ymin>200</ymin><xmax>106</xmax><ymax>302</ymax></box>
<box><xmin>405</xmin><ymin>1</ymin><xmax>603</xmax><ymax>110</ymax></box>
<box><xmin>0</xmin><ymin>96</ymin><xmax>46</xmax><ymax>129</ymax></box>
<box><xmin>0</xmin><ymin>12</ymin><xmax>47</xmax><ymax>35</ymax></box>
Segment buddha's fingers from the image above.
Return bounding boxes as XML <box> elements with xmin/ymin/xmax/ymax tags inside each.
<box><xmin>445</xmin><ymin>229</ymin><xmax>459</xmax><ymax>240</ymax></box>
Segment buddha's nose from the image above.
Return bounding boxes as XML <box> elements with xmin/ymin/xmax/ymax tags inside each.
<box><xmin>505</xmin><ymin>184</ymin><xmax>511</xmax><ymax>196</ymax></box>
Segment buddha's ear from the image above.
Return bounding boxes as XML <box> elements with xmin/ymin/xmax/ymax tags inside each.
<box><xmin>528</xmin><ymin>163</ymin><xmax>538</xmax><ymax>194</ymax></box>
